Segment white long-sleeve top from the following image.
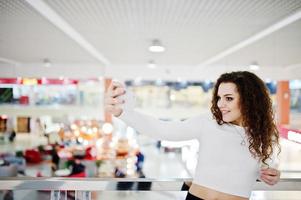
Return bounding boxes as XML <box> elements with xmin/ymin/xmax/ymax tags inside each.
<box><xmin>118</xmin><ymin>91</ymin><xmax>260</xmax><ymax>198</ymax></box>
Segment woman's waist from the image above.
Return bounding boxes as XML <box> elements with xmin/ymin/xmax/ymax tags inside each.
<box><xmin>189</xmin><ymin>183</ymin><xmax>248</xmax><ymax>200</ymax></box>
<box><xmin>194</xmin><ymin>166</ymin><xmax>259</xmax><ymax>187</ymax></box>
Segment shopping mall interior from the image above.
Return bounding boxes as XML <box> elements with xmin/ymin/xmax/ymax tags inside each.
<box><xmin>0</xmin><ymin>0</ymin><xmax>301</xmax><ymax>199</ymax></box>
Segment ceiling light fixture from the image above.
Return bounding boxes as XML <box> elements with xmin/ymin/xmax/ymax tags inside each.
<box><xmin>149</xmin><ymin>39</ymin><xmax>165</xmax><ymax>53</ymax></box>
<box><xmin>249</xmin><ymin>62</ymin><xmax>260</xmax><ymax>71</ymax></box>
<box><xmin>43</xmin><ymin>58</ymin><xmax>51</xmax><ymax>67</ymax></box>
<box><xmin>134</xmin><ymin>77</ymin><xmax>142</xmax><ymax>85</ymax></box>
<box><xmin>148</xmin><ymin>60</ymin><xmax>157</xmax><ymax>69</ymax></box>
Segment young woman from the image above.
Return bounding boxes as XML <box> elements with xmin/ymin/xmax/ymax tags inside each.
<box><xmin>105</xmin><ymin>71</ymin><xmax>281</xmax><ymax>200</ymax></box>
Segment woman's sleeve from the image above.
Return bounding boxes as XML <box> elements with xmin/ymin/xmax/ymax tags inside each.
<box><xmin>119</xmin><ymin>109</ymin><xmax>204</xmax><ymax>141</ymax></box>
<box><xmin>116</xmin><ymin>88</ymin><xmax>207</xmax><ymax>141</ymax></box>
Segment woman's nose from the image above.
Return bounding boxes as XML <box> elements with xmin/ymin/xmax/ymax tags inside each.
<box><xmin>217</xmin><ymin>99</ymin><xmax>225</xmax><ymax>108</ymax></box>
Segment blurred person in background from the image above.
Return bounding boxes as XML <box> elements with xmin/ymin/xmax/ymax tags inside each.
<box><xmin>70</xmin><ymin>156</ymin><xmax>85</xmax><ymax>176</ymax></box>
<box><xmin>8</xmin><ymin>129</ymin><xmax>16</xmax><ymax>143</ymax></box>
<box><xmin>50</xmin><ymin>144</ymin><xmax>60</xmax><ymax>173</ymax></box>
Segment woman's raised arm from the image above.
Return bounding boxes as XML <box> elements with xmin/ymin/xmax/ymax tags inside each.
<box><xmin>105</xmin><ymin>81</ymin><xmax>205</xmax><ymax>141</ymax></box>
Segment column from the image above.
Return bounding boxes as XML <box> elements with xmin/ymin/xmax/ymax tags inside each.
<box><xmin>104</xmin><ymin>78</ymin><xmax>112</xmax><ymax>123</ymax></box>
<box><xmin>276</xmin><ymin>81</ymin><xmax>290</xmax><ymax>125</ymax></box>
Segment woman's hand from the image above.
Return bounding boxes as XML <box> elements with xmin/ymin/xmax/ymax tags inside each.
<box><xmin>105</xmin><ymin>81</ymin><xmax>126</xmax><ymax>117</ymax></box>
<box><xmin>260</xmin><ymin>168</ymin><xmax>280</xmax><ymax>186</ymax></box>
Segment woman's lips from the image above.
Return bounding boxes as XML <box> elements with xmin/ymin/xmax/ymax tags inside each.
<box><xmin>221</xmin><ymin>110</ymin><xmax>230</xmax><ymax>115</ymax></box>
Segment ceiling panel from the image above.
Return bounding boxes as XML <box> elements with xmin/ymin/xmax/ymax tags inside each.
<box><xmin>44</xmin><ymin>0</ymin><xmax>301</xmax><ymax>66</ymax></box>
<box><xmin>0</xmin><ymin>0</ymin><xmax>301</xmax><ymax>79</ymax></box>
<box><xmin>0</xmin><ymin>0</ymin><xmax>97</xmax><ymax>63</ymax></box>
<box><xmin>214</xmin><ymin>18</ymin><xmax>301</xmax><ymax>68</ymax></box>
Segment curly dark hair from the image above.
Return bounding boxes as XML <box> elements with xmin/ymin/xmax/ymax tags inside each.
<box><xmin>210</xmin><ymin>71</ymin><xmax>280</xmax><ymax>165</ymax></box>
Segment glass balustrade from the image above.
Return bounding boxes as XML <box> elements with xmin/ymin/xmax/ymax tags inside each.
<box><xmin>0</xmin><ymin>177</ymin><xmax>301</xmax><ymax>200</ymax></box>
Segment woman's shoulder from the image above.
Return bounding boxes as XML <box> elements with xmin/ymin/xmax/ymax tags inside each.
<box><xmin>194</xmin><ymin>112</ymin><xmax>240</xmax><ymax>131</ymax></box>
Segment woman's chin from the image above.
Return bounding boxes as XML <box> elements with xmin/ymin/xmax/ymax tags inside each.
<box><xmin>222</xmin><ymin>118</ymin><xmax>231</xmax><ymax>123</ymax></box>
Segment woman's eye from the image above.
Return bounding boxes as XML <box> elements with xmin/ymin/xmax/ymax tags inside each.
<box><xmin>226</xmin><ymin>97</ymin><xmax>233</xmax><ymax>101</ymax></box>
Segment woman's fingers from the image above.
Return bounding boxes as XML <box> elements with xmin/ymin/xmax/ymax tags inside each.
<box><xmin>261</xmin><ymin>178</ymin><xmax>273</xmax><ymax>185</ymax></box>
<box><xmin>107</xmin><ymin>82</ymin><xmax>126</xmax><ymax>98</ymax></box>
<box><xmin>108</xmin><ymin>81</ymin><xmax>124</xmax><ymax>91</ymax></box>
<box><xmin>260</xmin><ymin>168</ymin><xmax>279</xmax><ymax>176</ymax></box>
<box><xmin>105</xmin><ymin>96</ymin><xmax>124</xmax><ymax>105</ymax></box>
<box><xmin>111</xmin><ymin>87</ymin><xmax>126</xmax><ymax>98</ymax></box>
<box><xmin>260</xmin><ymin>174</ymin><xmax>277</xmax><ymax>185</ymax></box>
<box><xmin>105</xmin><ymin>81</ymin><xmax>126</xmax><ymax>117</ymax></box>
<box><xmin>261</xmin><ymin>174</ymin><xmax>274</xmax><ymax>182</ymax></box>
<box><xmin>260</xmin><ymin>168</ymin><xmax>280</xmax><ymax>186</ymax></box>
<box><xmin>105</xmin><ymin>105</ymin><xmax>122</xmax><ymax>116</ymax></box>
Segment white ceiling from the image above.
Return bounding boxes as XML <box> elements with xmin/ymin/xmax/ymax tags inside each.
<box><xmin>0</xmin><ymin>0</ymin><xmax>301</xmax><ymax>80</ymax></box>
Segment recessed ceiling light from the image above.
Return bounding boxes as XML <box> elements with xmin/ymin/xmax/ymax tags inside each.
<box><xmin>134</xmin><ymin>77</ymin><xmax>142</xmax><ymax>85</ymax></box>
<box><xmin>148</xmin><ymin>60</ymin><xmax>157</xmax><ymax>69</ymax></box>
<box><xmin>176</xmin><ymin>77</ymin><xmax>183</xmax><ymax>82</ymax></box>
<box><xmin>249</xmin><ymin>62</ymin><xmax>260</xmax><ymax>71</ymax></box>
<box><xmin>43</xmin><ymin>58</ymin><xmax>51</xmax><ymax>67</ymax></box>
<box><xmin>148</xmin><ymin>39</ymin><xmax>165</xmax><ymax>53</ymax></box>
<box><xmin>155</xmin><ymin>79</ymin><xmax>163</xmax><ymax>85</ymax></box>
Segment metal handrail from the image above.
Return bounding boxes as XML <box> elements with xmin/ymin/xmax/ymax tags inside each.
<box><xmin>0</xmin><ymin>177</ymin><xmax>301</xmax><ymax>191</ymax></box>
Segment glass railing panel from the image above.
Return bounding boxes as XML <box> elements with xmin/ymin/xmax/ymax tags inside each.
<box><xmin>1</xmin><ymin>190</ymin><xmax>301</xmax><ymax>200</ymax></box>
<box><xmin>1</xmin><ymin>177</ymin><xmax>301</xmax><ymax>190</ymax></box>
<box><xmin>0</xmin><ymin>177</ymin><xmax>301</xmax><ymax>200</ymax></box>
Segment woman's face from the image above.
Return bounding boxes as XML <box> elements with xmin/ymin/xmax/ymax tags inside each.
<box><xmin>217</xmin><ymin>82</ymin><xmax>243</xmax><ymax>126</ymax></box>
